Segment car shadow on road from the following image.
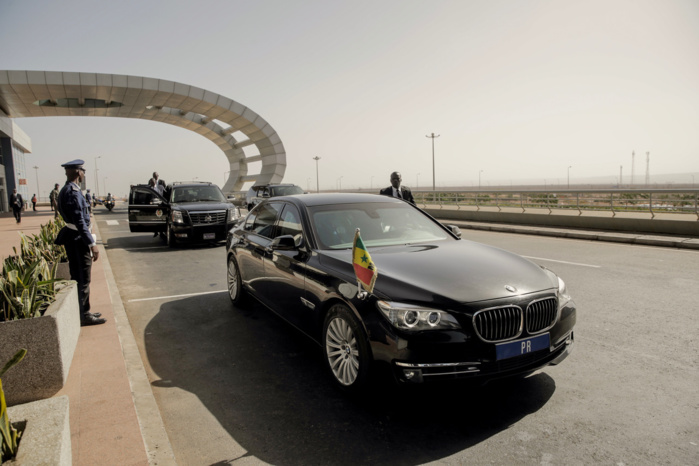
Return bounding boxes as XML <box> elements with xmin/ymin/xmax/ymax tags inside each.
<box><xmin>144</xmin><ymin>293</ymin><xmax>556</xmax><ymax>465</ymax></box>
<box><xmin>104</xmin><ymin>235</ymin><xmax>225</xmax><ymax>252</ymax></box>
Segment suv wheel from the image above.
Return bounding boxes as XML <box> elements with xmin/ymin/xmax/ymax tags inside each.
<box><xmin>322</xmin><ymin>304</ymin><xmax>371</xmax><ymax>392</ymax></box>
<box><xmin>166</xmin><ymin>224</ymin><xmax>176</xmax><ymax>248</ymax></box>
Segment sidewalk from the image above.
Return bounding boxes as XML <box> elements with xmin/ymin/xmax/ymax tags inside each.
<box><xmin>0</xmin><ymin>209</ymin><xmax>174</xmax><ymax>466</ymax></box>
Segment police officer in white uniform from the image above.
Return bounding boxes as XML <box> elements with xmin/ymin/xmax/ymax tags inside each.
<box><xmin>55</xmin><ymin>159</ymin><xmax>106</xmax><ymax>326</ymax></box>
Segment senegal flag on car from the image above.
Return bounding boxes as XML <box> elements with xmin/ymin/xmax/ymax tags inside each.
<box><xmin>353</xmin><ymin>229</ymin><xmax>377</xmax><ymax>294</ymax></box>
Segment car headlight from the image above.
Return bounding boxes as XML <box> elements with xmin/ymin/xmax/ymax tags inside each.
<box><xmin>377</xmin><ymin>300</ymin><xmax>461</xmax><ymax>331</ymax></box>
<box><xmin>228</xmin><ymin>208</ymin><xmax>239</xmax><ymax>222</ymax></box>
<box><xmin>172</xmin><ymin>210</ymin><xmax>184</xmax><ymax>224</ymax></box>
<box><xmin>557</xmin><ymin>277</ymin><xmax>571</xmax><ymax>309</ymax></box>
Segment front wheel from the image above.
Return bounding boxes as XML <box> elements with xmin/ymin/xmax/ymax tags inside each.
<box><xmin>322</xmin><ymin>304</ymin><xmax>372</xmax><ymax>391</ymax></box>
<box><xmin>227</xmin><ymin>255</ymin><xmax>249</xmax><ymax>306</ymax></box>
<box><xmin>166</xmin><ymin>224</ymin><xmax>176</xmax><ymax>248</ymax></box>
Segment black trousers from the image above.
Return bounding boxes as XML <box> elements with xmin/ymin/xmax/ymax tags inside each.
<box><xmin>64</xmin><ymin>239</ymin><xmax>93</xmax><ymax>318</ymax></box>
<box><xmin>12</xmin><ymin>206</ymin><xmax>21</xmax><ymax>222</ymax></box>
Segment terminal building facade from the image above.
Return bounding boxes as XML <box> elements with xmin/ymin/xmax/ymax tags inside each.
<box><xmin>0</xmin><ymin>109</ymin><xmax>31</xmax><ymax>212</ymax></box>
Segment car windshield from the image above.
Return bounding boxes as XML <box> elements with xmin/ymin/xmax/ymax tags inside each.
<box><xmin>308</xmin><ymin>202</ymin><xmax>452</xmax><ymax>249</ymax></box>
<box><xmin>270</xmin><ymin>185</ymin><xmax>304</xmax><ymax>196</ymax></box>
<box><xmin>171</xmin><ymin>186</ymin><xmax>227</xmax><ymax>203</ymax></box>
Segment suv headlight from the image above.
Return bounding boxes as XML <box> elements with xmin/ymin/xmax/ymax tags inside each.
<box><xmin>172</xmin><ymin>210</ymin><xmax>184</xmax><ymax>224</ymax></box>
<box><xmin>557</xmin><ymin>277</ymin><xmax>571</xmax><ymax>309</ymax></box>
<box><xmin>377</xmin><ymin>300</ymin><xmax>461</xmax><ymax>331</ymax></box>
<box><xmin>228</xmin><ymin>208</ymin><xmax>239</xmax><ymax>222</ymax></box>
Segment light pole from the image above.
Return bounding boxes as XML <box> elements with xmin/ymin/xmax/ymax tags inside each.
<box><xmin>337</xmin><ymin>176</ymin><xmax>343</xmax><ymax>191</ymax></box>
<box><xmin>313</xmin><ymin>156</ymin><xmax>321</xmax><ymax>193</ymax></box>
<box><xmin>479</xmin><ymin>170</ymin><xmax>483</xmax><ymax>190</ymax></box>
<box><xmin>416</xmin><ymin>173</ymin><xmax>420</xmax><ymax>190</ymax></box>
<box><xmin>425</xmin><ymin>133</ymin><xmax>440</xmax><ymax>191</ymax></box>
<box><xmin>567</xmin><ymin>166</ymin><xmax>572</xmax><ymax>189</ymax></box>
<box><xmin>33</xmin><ymin>166</ymin><xmax>40</xmax><ymax>201</ymax></box>
<box><xmin>93</xmin><ymin>156</ymin><xmax>101</xmax><ymax>197</ymax></box>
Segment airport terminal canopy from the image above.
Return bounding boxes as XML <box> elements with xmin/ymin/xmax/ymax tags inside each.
<box><xmin>0</xmin><ymin>70</ymin><xmax>286</xmax><ymax>193</ymax></box>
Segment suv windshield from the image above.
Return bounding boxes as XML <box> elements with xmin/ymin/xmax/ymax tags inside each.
<box><xmin>171</xmin><ymin>186</ymin><xmax>227</xmax><ymax>203</ymax></box>
<box><xmin>269</xmin><ymin>185</ymin><xmax>304</xmax><ymax>196</ymax></box>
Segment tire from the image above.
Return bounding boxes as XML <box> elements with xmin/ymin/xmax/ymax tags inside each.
<box><xmin>227</xmin><ymin>255</ymin><xmax>248</xmax><ymax>306</ymax></box>
<box><xmin>322</xmin><ymin>304</ymin><xmax>372</xmax><ymax>391</ymax></box>
<box><xmin>166</xmin><ymin>224</ymin><xmax>176</xmax><ymax>248</ymax></box>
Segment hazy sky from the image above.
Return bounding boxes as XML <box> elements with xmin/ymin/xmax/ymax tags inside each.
<box><xmin>1</xmin><ymin>0</ymin><xmax>698</xmax><ymax>197</ymax></box>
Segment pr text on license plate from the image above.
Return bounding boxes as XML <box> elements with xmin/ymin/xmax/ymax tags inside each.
<box><xmin>203</xmin><ymin>233</ymin><xmax>216</xmax><ymax>240</ymax></box>
<box><xmin>496</xmin><ymin>333</ymin><xmax>550</xmax><ymax>361</ymax></box>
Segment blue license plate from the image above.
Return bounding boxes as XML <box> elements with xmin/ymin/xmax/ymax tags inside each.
<box><xmin>496</xmin><ymin>333</ymin><xmax>550</xmax><ymax>361</ymax></box>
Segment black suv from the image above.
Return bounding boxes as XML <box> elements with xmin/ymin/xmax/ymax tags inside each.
<box><xmin>129</xmin><ymin>182</ymin><xmax>240</xmax><ymax>247</ymax></box>
<box><xmin>245</xmin><ymin>183</ymin><xmax>304</xmax><ymax>211</ymax></box>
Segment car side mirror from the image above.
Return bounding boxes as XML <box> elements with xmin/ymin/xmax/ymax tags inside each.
<box><xmin>270</xmin><ymin>234</ymin><xmax>301</xmax><ymax>250</ymax></box>
<box><xmin>447</xmin><ymin>225</ymin><xmax>462</xmax><ymax>239</ymax></box>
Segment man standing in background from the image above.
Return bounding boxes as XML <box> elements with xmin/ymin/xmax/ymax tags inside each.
<box><xmin>10</xmin><ymin>188</ymin><xmax>23</xmax><ymax>223</ymax></box>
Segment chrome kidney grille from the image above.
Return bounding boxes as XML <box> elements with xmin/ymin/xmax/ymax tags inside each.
<box><xmin>189</xmin><ymin>210</ymin><xmax>226</xmax><ymax>225</ymax></box>
<box><xmin>472</xmin><ymin>306</ymin><xmax>523</xmax><ymax>343</ymax></box>
<box><xmin>525</xmin><ymin>298</ymin><xmax>558</xmax><ymax>334</ymax></box>
<box><xmin>472</xmin><ymin>297</ymin><xmax>559</xmax><ymax>343</ymax></box>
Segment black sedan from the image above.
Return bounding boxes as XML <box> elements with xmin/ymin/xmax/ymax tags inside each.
<box><xmin>226</xmin><ymin>193</ymin><xmax>576</xmax><ymax>390</ymax></box>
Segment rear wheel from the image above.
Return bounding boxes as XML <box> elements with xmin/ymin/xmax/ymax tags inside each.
<box><xmin>322</xmin><ymin>304</ymin><xmax>371</xmax><ymax>391</ymax></box>
<box><xmin>227</xmin><ymin>255</ymin><xmax>248</xmax><ymax>306</ymax></box>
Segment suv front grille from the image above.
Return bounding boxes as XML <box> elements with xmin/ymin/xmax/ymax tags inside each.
<box><xmin>526</xmin><ymin>298</ymin><xmax>558</xmax><ymax>333</ymax></box>
<box><xmin>189</xmin><ymin>210</ymin><xmax>226</xmax><ymax>225</ymax></box>
<box><xmin>473</xmin><ymin>306</ymin><xmax>523</xmax><ymax>342</ymax></box>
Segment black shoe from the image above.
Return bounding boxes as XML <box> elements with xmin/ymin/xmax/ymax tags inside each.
<box><xmin>90</xmin><ymin>312</ymin><xmax>102</xmax><ymax>318</ymax></box>
<box><xmin>81</xmin><ymin>314</ymin><xmax>106</xmax><ymax>326</ymax></box>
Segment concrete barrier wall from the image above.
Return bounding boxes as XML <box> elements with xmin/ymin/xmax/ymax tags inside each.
<box><xmin>425</xmin><ymin>208</ymin><xmax>699</xmax><ymax>237</ymax></box>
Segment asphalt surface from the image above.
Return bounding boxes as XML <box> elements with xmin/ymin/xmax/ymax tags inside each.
<box><xmin>95</xmin><ymin>205</ymin><xmax>699</xmax><ymax>465</ymax></box>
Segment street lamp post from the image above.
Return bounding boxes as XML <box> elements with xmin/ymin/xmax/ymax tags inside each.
<box><xmin>337</xmin><ymin>176</ymin><xmax>343</xmax><ymax>191</ymax></box>
<box><xmin>479</xmin><ymin>170</ymin><xmax>483</xmax><ymax>190</ymax></box>
<box><xmin>33</xmin><ymin>166</ymin><xmax>40</xmax><ymax>201</ymax></box>
<box><xmin>313</xmin><ymin>156</ymin><xmax>321</xmax><ymax>193</ymax></box>
<box><xmin>567</xmin><ymin>166</ymin><xmax>572</xmax><ymax>189</ymax></box>
<box><xmin>425</xmin><ymin>133</ymin><xmax>440</xmax><ymax>191</ymax></box>
<box><xmin>94</xmin><ymin>156</ymin><xmax>101</xmax><ymax>197</ymax></box>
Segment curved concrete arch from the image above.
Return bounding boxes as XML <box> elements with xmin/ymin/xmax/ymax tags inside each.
<box><xmin>0</xmin><ymin>70</ymin><xmax>286</xmax><ymax>193</ymax></box>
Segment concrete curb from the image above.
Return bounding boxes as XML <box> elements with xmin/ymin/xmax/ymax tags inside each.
<box><xmin>439</xmin><ymin>219</ymin><xmax>699</xmax><ymax>250</ymax></box>
<box><xmin>93</xmin><ymin>220</ymin><xmax>178</xmax><ymax>465</ymax></box>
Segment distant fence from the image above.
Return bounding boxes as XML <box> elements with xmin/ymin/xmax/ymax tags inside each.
<box><xmin>413</xmin><ymin>189</ymin><xmax>699</xmax><ymax>220</ymax></box>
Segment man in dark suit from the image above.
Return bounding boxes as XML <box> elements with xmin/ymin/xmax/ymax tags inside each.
<box><xmin>55</xmin><ymin>159</ymin><xmax>106</xmax><ymax>326</ymax></box>
<box><xmin>379</xmin><ymin>171</ymin><xmax>415</xmax><ymax>205</ymax></box>
<box><xmin>9</xmin><ymin>188</ymin><xmax>24</xmax><ymax>223</ymax></box>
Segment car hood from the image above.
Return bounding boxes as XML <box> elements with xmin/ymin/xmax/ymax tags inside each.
<box><xmin>172</xmin><ymin>201</ymin><xmax>234</xmax><ymax>211</ymax></box>
<box><xmin>317</xmin><ymin>240</ymin><xmax>556</xmax><ymax>304</ymax></box>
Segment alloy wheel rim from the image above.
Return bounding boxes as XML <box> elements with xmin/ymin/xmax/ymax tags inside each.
<box><xmin>227</xmin><ymin>259</ymin><xmax>238</xmax><ymax>299</ymax></box>
<box><xmin>325</xmin><ymin>317</ymin><xmax>359</xmax><ymax>385</ymax></box>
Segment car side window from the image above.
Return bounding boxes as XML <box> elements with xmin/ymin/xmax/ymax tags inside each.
<box><xmin>250</xmin><ymin>202</ymin><xmax>282</xmax><ymax>238</ymax></box>
<box><xmin>277</xmin><ymin>205</ymin><xmax>302</xmax><ymax>238</ymax></box>
<box><xmin>132</xmin><ymin>188</ymin><xmax>160</xmax><ymax>205</ymax></box>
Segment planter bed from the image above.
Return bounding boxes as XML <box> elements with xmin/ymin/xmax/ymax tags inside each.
<box><xmin>6</xmin><ymin>396</ymin><xmax>71</xmax><ymax>465</ymax></box>
<box><xmin>0</xmin><ymin>281</ymin><xmax>79</xmax><ymax>406</ymax></box>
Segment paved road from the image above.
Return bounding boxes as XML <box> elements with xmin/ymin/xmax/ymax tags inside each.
<box><xmin>95</xmin><ymin>205</ymin><xmax>699</xmax><ymax>465</ymax></box>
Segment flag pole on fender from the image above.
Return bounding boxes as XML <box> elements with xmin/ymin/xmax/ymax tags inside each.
<box><xmin>352</xmin><ymin>228</ymin><xmax>377</xmax><ymax>299</ymax></box>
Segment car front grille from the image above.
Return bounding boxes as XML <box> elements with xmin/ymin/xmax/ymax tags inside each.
<box><xmin>188</xmin><ymin>210</ymin><xmax>226</xmax><ymax>225</ymax></box>
<box><xmin>472</xmin><ymin>306</ymin><xmax>523</xmax><ymax>342</ymax></box>
<box><xmin>526</xmin><ymin>298</ymin><xmax>558</xmax><ymax>333</ymax></box>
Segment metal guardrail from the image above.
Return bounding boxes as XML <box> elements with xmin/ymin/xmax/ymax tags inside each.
<box><xmin>412</xmin><ymin>189</ymin><xmax>699</xmax><ymax>220</ymax></box>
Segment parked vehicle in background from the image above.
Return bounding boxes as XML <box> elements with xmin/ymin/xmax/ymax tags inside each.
<box><xmin>226</xmin><ymin>193</ymin><xmax>576</xmax><ymax>391</ymax></box>
<box><xmin>129</xmin><ymin>181</ymin><xmax>240</xmax><ymax>247</ymax></box>
<box><xmin>245</xmin><ymin>183</ymin><xmax>304</xmax><ymax>211</ymax></box>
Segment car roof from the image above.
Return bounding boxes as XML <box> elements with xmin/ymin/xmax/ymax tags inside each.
<box><xmin>270</xmin><ymin>192</ymin><xmax>402</xmax><ymax>207</ymax></box>
<box><xmin>251</xmin><ymin>183</ymin><xmax>299</xmax><ymax>189</ymax></box>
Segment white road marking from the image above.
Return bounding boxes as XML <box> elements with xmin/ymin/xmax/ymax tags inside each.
<box><xmin>523</xmin><ymin>256</ymin><xmax>601</xmax><ymax>268</ymax></box>
<box><xmin>106</xmin><ymin>220</ymin><xmax>119</xmax><ymax>225</ymax></box>
<box><xmin>128</xmin><ymin>289</ymin><xmax>227</xmax><ymax>302</ymax></box>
